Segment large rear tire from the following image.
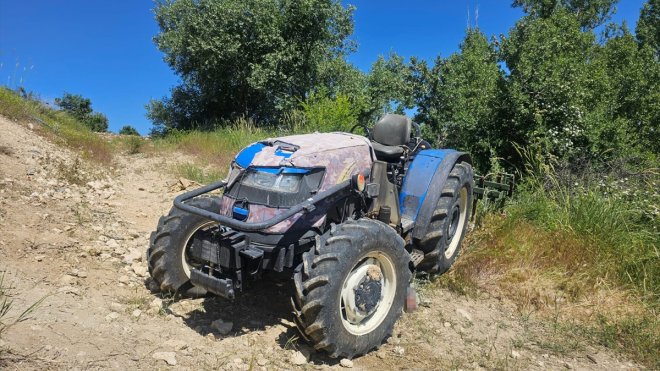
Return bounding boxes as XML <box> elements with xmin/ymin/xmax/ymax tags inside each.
<box><xmin>418</xmin><ymin>161</ymin><xmax>473</xmax><ymax>274</ymax></box>
<box><xmin>292</xmin><ymin>218</ymin><xmax>411</xmax><ymax>358</ymax></box>
<box><xmin>148</xmin><ymin>197</ymin><xmax>222</xmax><ymax>297</ymax></box>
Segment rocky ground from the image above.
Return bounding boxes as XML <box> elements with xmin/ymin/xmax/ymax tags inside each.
<box><xmin>0</xmin><ymin>115</ymin><xmax>643</xmax><ymax>370</ymax></box>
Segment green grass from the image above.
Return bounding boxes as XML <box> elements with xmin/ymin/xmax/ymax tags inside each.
<box><xmin>175</xmin><ymin>163</ymin><xmax>224</xmax><ymax>184</ymax></box>
<box><xmin>150</xmin><ymin>118</ymin><xmax>283</xmax><ymax>183</ymax></box>
<box><xmin>438</xmin><ymin>150</ymin><xmax>659</xmax><ymax>368</ymax></box>
<box><xmin>0</xmin><ymin>87</ymin><xmax>112</xmax><ymax>164</ymax></box>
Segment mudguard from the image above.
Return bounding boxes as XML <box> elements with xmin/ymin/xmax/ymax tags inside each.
<box><xmin>399</xmin><ymin>149</ymin><xmax>472</xmax><ymax>240</ymax></box>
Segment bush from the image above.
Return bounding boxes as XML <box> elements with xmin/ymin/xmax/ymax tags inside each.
<box><xmin>119</xmin><ymin>125</ymin><xmax>140</xmax><ymax>136</ymax></box>
<box><xmin>299</xmin><ymin>93</ymin><xmax>358</xmax><ymax>133</ymax></box>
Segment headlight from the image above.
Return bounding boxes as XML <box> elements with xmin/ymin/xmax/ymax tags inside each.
<box><xmin>242</xmin><ymin>171</ymin><xmax>303</xmax><ymax>193</ymax></box>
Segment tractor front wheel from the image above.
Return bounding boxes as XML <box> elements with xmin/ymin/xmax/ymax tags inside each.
<box><xmin>148</xmin><ymin>197</ymin><xmax>221</xmax><ymax>297</ymax></box>
<box><xmin>292</xmin><ymin>218</ymin><xmax>411</xmax><ymax>358</ymax></box>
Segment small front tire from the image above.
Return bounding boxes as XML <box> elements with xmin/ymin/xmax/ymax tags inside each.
<box><xmin>148</xmin><ymin>197</ymin><xmax>221</xmax><ymax>297</ymax></box>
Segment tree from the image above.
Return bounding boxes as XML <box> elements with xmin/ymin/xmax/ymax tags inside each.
<box><xmin>361</xmin><ymin>53</ymin><xmax>414</xmax><ymax>120</ymax></box>
<box><xmin>55</xmin><ymin>92</ymin><xmax>108</xmax><ymax>132</ymax></box>
<box><xmin>594</xmin><ymin>23</ymin><xmax>660</xmax><ymax>155</ymax></box>
<box><xmin>500</xmin><ymin>10</ymin><xmax>599</xmax><ymax>163</ymax></box>
<box><xmin>54</xmin><ymin>93</ymin><xmax>93</xmax><ymax>121</ymax></box>
<box><xmin>512</xmin><ymin>0</ymin><xmax>617</xmax><ymax>29</ymax></box>
<box><xmin>149</xmin><ymin>0</ymin><xmax>355</xmax><ymax>130</ymax></box>
<box><xmin>119</xmin><ymin>125</ymin><xmax>140</xmax><ymax>136</ymax></box>
<box><xmin>411</xmin><ymin>29</ymin><xmax>504</xmax><ymax>171</ymax></box>
<box><xmin>636</xmin><ymin>0</ymin><xmax>660</xmax><ymax>57</ymax></box>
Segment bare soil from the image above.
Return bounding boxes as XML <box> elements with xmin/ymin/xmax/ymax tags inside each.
<box><xmin>0</xmin><ymin>115</ymin><xmax>642</xmax><ymax>370</ymax></box>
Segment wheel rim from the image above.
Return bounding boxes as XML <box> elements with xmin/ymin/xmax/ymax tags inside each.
<box><xmin>181</xmin><ymin>221</ymin><xmax>218</xmax><ymax>278</ymax></box>
<box><xmin>444</xmin><ymin>186</ymin><xmax>468</xmax><ymax>259</ymax></box>
<box><xmin>339</xmin><ymin>251</ymin><xmax>397</xmax><ymax>336</ymax></box>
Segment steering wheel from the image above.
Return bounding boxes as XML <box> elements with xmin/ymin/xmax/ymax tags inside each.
<box><xmin>349</xmin><ymin>123</ymin><xmax>371</xmax><ymax>138</ymax></box>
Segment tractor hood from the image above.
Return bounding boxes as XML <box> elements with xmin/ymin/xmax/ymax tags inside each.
<box><xmin>218</xmin><ymin>132</ymin><xmax>375</xmax><ymax>235</ymax></box>
<box><xmin>232</xmin><ymin>132</ymin><xmax>374</xmax><ymax>192</ymax></box>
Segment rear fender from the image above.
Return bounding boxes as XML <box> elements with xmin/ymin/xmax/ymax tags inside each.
<box><xmin>399</xmin><ymin>149</ymin><xmax>472</xmax><ymax>240</ymax></box>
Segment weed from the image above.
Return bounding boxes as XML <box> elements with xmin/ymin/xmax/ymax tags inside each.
<box><xmin>113</xmin><ymin>135</ymin><xmax>145</xmax><ymax>155</ymax></box>
<box><xmin>0</xmin><ymin>272</ymin><xmax>47</xmax><ymax>339</ymax></box>
<box><xmin>590</xmin><ymin>315</ymin><xmax>659</xmax><ymax>369</ymax></box>
<box><xmin>152</xmin><ymin>121</ymin><xmax>280</xmax><ymax>173</ymax></box>
<box><xmin>121</xmin><ymin>288</ymin><xmax>152</xmax><ymax>313</ymax></box>
<box><xmin>55</xmin><ymin>157</ymin><xmax>89</xmax><ymax>186</ymax></box>
<box><xmin>175</xmin><ymin>163</ymin><xmax>223</xmax><ymax>184</ymax></box>
<box><xmin>283</xmin><ymin>334</ymin><xmax>299</xmax><ymax>350</ymax></box>
<box><xmin>71</xmin><ymin>203</ymin><xmax>91</xmax><ymax>225</ymax></box>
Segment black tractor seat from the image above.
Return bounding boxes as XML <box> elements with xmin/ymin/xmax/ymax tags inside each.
<box><xmin>371</xmin><ymin>114</ymin><xmax>412</xmax><ymax>162</ymax></box>
<box><xmin>371</xmin><ymin>141</ymin><xmax>404</xmax><ymax>161</ymax></box>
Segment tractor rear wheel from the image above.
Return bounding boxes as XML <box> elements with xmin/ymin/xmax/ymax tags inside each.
<box><xmin>148</xmin><ymin>197</ymin><xmax>221</xmax><ymax>297</ymax></box>
<box><xmin>418</xmin><ymin>161</ymin><xmax>473</xmax><ymax>274</ymax></box>
<box><xmin>292</xmin><ymin>218</ymin><xmax>411</xmax><ymax>358</ymax></box>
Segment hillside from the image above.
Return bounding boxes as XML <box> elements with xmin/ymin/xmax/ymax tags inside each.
<box><xmin>0</xmin><ymin>113</ymin><xmax>648</xmax><ymax>370</ymax></box>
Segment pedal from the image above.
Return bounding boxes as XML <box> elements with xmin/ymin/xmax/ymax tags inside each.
<box><xmin>409</xmin><ymin>249</ymin><xmax>425</xmax><ymax>267</ymax></box>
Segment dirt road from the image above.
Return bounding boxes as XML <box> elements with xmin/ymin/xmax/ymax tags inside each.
<box><xmin>0</xmin><ymin>116</ymin><xmax>641</xmax><ymax>370</ymax></box>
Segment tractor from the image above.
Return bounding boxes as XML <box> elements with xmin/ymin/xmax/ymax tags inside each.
<box><xmin>148</xmin><ymin>114</ymin><xmax>474</xmax><ymax>358</ymax></box>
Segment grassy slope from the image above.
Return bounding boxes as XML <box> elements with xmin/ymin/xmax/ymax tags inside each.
<box><xmin>439</xmin><ymin>167</ymin><xmax>659</xmax><ymax>367</ymax></box>
<box><xmin>150</xmin><ymin>123</ymin><xmax>280</xmax><ymax>183</ymax></box>
<box><xmin>0</xmin><ymin>88</ymin><xmax>113</xmax><ymax>164</ymax></box>
<box><xmin>1</xmin><ymin>88</ymin><xmax>657</xmax><ymax>367</ymax></box>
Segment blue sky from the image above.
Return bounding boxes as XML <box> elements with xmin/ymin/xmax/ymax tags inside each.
<box><xmin>0</xmin><ymin>1</ymin><xmax>647</xmax><ymax>134</ymax></box>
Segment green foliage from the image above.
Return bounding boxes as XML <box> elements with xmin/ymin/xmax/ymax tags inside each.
<box><xmin>501</xmin><ymin>10</ymin><xmax>597</xmax><ymax>163</ymax></box>
<box><xmin>299</xmin><ymin>92</ymin><xmax>358</xmax><ymax>132</ymax></box>
<box><xmin>84</xmin><ymin>112</ymin><xmax>109</xmax><ymax>132</ymax></box>
<box><xmin>592</xmin><ymin>25</ymin><xmax>660</xmax><ymax>156</ymax></box>
<box><xmin>54</xmin><ymin>92</ymin><xmax>93</xmax><ymax>119</ymax></box>
<box><xmin>508</xmin><ymin>147</ymin><xmax>659</xmax><ymax>303</ymax></box>
<box><xmin>360</xmin><ymin>53</ymin><xmax>414</xmax><ymax>120</ymax></box>
<box><xmin>512</xmin><ymin>0</ymin><xmax>617</xmax><ymax>29</ymax></box>
<box><xmin>412</xmin><ymin>29</ymin><xmax>504</xmax><ymax>171</ymax></box>
<box><xmin>119</xmin><ymin>125</ymin><xmax>140</xmax><ymax>136</ymax></box>
<box><xmin>636</xmin><ymin>0</ymin><xmax>659</xmax><ymax>57</ymax></box>
<box><xmin>149</xmin><ymin>0</ymin><xmax>355</xmax><ymax>131</ymax></box>
<box><xmin>54</xmin><ymin>92</ymin><xmax>108</xmax><ymax>132</ymax></box>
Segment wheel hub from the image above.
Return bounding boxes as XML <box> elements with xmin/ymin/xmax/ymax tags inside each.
<box><xmin>342</xmin><ymin>262</ymin><xmax>385</xmax><ymax>325</ymax></box>
<box><xmin>447</xmin><ymin>204</ymin><xmax>461</xmax><ymax>241</ymax></box>
<box><xmin>354</xmin><ymin>276</ymin><xmax>382</xmax><ymax>315</ymax></box>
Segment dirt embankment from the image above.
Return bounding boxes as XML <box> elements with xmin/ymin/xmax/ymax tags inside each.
<box><xmin>0</xmin><ymin>115</ymin><xmax>642</xmax><ymax>370</ymax></box>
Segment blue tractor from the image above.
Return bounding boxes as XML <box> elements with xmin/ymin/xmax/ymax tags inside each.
<box><xmin>149</xmin><ymin>114</ymin><xmax>474</xmax><ymax>358</ymax></box>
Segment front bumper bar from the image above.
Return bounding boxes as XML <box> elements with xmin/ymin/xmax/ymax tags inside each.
<box><xmin>173</xmin><ymin>179</ymin><xmax>353</xmax><ymax>232</ymax></box>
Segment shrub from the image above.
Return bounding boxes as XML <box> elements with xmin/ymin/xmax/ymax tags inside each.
<box><xmin>119</xmin><ymin>125</ymin><xmax>140</xmax><ymax>136</ymax></box>
<box><xmin>299</xmin><ymin>93</ymin><xmax>358</xmax><ymax>133</ymax></box>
